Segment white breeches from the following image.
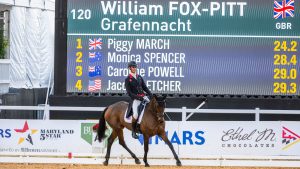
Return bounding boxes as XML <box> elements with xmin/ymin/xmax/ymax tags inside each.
<box><xmin>132</xmin><ymin>96</ymin><xmax>150</xmax><ymax>119</ymax></box>
<box><xmin>132</xmin><ymin>99</ymin><xmax>141</xmax><ymax>119</ymax></box>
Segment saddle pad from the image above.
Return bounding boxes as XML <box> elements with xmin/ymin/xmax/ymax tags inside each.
<box><xmin>124</xmin><ymin>106</ymin><xmax>146</xmax><ymax>124</ymax></box>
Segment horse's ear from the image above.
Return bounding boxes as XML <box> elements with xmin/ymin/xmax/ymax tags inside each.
<box><xmin>153</xmin><ymin>94</ymin><xmax>158</xmax><ymax>100</ymax></box>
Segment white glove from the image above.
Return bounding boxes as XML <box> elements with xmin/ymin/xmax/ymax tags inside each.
<box><xmin>143</xmin><ymin>96</ymin><xmax>150</xmax><ymax>102</ymax></box>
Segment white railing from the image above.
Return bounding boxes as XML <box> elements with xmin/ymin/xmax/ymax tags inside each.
<box><xmin>1</xmin><ymin>105</ymin><xmax>300</xmax><ymax>121</ymax></box>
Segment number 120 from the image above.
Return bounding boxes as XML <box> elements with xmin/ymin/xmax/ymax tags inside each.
<box><xmin>70</xmin><ymin>9</ymin><xmax>91</xmax><ymax>20</ymax></box>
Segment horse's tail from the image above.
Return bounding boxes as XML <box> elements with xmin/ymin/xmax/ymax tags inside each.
<box><xmin>97</xmin><ymin>107</ymin><xmax>108</xmax><ymax>142</ymax></box>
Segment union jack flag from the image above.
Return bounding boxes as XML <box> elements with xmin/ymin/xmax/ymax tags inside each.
<box><xmin>88</xmin><ymin>79</ymin><xmax>101</xmax><ymax>92</ymax></box>
<box><xmin>274</xmin><ymin>0</ymin><xmax>294</xmax><ymax>19</ymax></box>
<box><xmin>89</xmin><ymin>38</ymin><xmax>103</xmax><ymax>50</ymax></box>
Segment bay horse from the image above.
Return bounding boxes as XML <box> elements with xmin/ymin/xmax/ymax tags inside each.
<box><xmin>97</xmin><ymin>95</ymin><xmax>182</xmax><ymax>167</ymax></box>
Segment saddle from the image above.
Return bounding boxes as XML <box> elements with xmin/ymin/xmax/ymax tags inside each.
<box><xmin>125</xmin><ymin>103</ymin><xmax>133</xmax><ymax>118</ymax></box>
<box><xmin>125</xmin><ymin>100</ymin><xmax>148</xmax><ymax>119</ymax></box>
<box><xmin>138</xmin><ymin>100</ymin><xmax>147</xmax><ymax>116</ymax></box>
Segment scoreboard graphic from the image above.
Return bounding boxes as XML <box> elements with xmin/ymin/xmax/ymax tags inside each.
<box><xmin>66</xmin><ymin>0</ymin><xmax>300</xmax><ymax>95</ymax></box>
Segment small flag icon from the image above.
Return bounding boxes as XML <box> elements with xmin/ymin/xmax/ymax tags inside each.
<box><xmin>88</xmin><ymin>66</ymin><xmax>101</xmax><ymax>77</ymax></box>
<box><xmin>274</xmin><ymin>0</ymin><xmax>294</xmax><ymax>19</ymax></box>
<box><xmin>89</xmin><ymin>38</ymin><xmax>103</xmax><ymax>50</ymax></box>
<box><xmin>88</xmin><ymin>79</ymin><xmax>101</xmax><ymax>92</ymax></box>
<box><xmin>89</xmin><ymin>52</ymin><xmax>102</xmax><ymax>63</ymax></box>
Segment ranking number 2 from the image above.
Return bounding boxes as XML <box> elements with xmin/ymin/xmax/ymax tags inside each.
<box><xmin>71</xmin><ymin>9</ymin><xmax>91</xmax><ymax>20</ymax></box>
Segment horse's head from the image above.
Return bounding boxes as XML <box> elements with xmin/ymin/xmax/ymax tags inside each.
<box><xmin>151</xmin><ymin>94</ymin><xmax>167</xmax><ymax>123</ymax></box>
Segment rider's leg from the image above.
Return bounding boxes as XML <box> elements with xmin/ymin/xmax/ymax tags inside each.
<box><xmin>131</xmin><ymin>118</ymin><xmax>138</xmax><ymax>139</ymax></box>
<box><xmin>131</xmin><ymin>99</ymin><xmax>140</xmax><ymax>139</ymax></box>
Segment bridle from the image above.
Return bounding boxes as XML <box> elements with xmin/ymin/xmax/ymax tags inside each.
<box><xmin>155</xmin><ymin>99</ymin><xmax>166</xmax><ymax>123</ymax></box>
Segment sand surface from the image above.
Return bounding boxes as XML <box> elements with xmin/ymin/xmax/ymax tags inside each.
<box><xmin>0</xmin><ymin>164</ymin><xmax>299</xmax><ymax>169</ymax></box>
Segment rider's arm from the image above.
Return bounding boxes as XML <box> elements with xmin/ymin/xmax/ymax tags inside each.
<box><xmin>141</xmin><ymin>77</ymin><xmax>152</xmax><ymax>98</ymax></box>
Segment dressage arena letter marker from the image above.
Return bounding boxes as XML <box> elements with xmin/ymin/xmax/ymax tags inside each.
<box><xmin>68</xmin><ymin>152</ymin><xmax>72</xmax><ymax>159</ymax></box>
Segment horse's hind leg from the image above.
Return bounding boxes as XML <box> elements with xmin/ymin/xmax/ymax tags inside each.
<box><xmin>103</xmin><ymin>130</ymin><xmax>117</xmax><ymax>166</ymax></box>
<box><xmin>117</xmin><ymin>129</ymin><xmax>141</xmax><ymax>165</ymax></box>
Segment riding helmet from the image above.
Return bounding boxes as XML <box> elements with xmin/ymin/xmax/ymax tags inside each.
<box><xmin>128</xmin><ymin>61</ymin><xmax>137</xmax><ymax>68</ymax></box>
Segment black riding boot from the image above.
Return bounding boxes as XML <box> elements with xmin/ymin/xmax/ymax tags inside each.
<box><xmin>132</xmin><ymin>121</ymin><xmax>139</xmax><ymax>139</ymax></box>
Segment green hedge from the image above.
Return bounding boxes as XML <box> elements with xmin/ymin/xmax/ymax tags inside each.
<box><xmin>0</xmin><ymin>29</ymin><xmax>8</xmax><ymax>59</ymax></box>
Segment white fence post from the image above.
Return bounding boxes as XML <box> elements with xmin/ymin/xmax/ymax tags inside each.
<box><xmin>255</xmin><ymin>107</ymin><xmax>260</xmax><ymax>121</ymax></box>
<box><xmin>182</xmin><ymin>107</ymin><xmax>187</xmax><ymax>121</ymax></box>
<box><xmin>43</xmin><ymin>104</ymin><xmax>50</xmax><ymax>120</ymax></box>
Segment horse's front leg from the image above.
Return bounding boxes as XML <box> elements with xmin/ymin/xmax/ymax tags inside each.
<box><xmin>143</xmin><ymin>134</ymin><xmax>150</xmax><ymax>167</ymax></box>
<box><xmin>159</xmin><ymin>131</ymin><xmax>182</xmax><ymax>166</ymax></box>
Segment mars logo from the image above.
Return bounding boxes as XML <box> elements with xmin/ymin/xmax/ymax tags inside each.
<box><xmin>0</xmin><ymin>129</ymin><xmax>11</xmax><ymax>138</ymax></box>
<box><xmin>14</xmin><ymin>121</ymin><xmax>38</xmax><ymax>145</ymax></box>
<box><xmin>138</xmin><ymin>130</ymin><xmax>205</xmax><ymax>145</ymax></box>
<box><xmin>282</xmin><ymin>126</ymin><xmax>300</xmax><ymax>150</ymax></box>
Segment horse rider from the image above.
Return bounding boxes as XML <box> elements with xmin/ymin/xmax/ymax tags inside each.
<box><xmin>125</xmin><ymin>61</ymin><xmax>152</xmax><ymax>139</ymax></box>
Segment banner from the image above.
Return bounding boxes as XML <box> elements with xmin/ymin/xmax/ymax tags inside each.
<box><xmin>0</xmin><ymin>120</ymin><xmax>102</xmax><ymax>154</ymax></box>
<box><xmin>0</xmin><ymin>120</ymin><xmax>300</xmax><ymax>157</ymax></box>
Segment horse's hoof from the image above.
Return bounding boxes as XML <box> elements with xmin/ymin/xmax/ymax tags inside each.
<box><xmin>103</xmin><ymin>161</ymin><xmax>108</xmax><ymax>166</ymax></box>
<box><xmin>145</xmin><ymin>163</ymin><xmax>150</xmax><ymax>167</ymax></box>
<box><xmin>135</xmin><ymin>159</ymin><xmax>141</xmax><ymax>164</ymax></box>
<box><xmin>176</xmin><ymin>161</ymin><xmax>182</xmax><ymax>166</ymax></box>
